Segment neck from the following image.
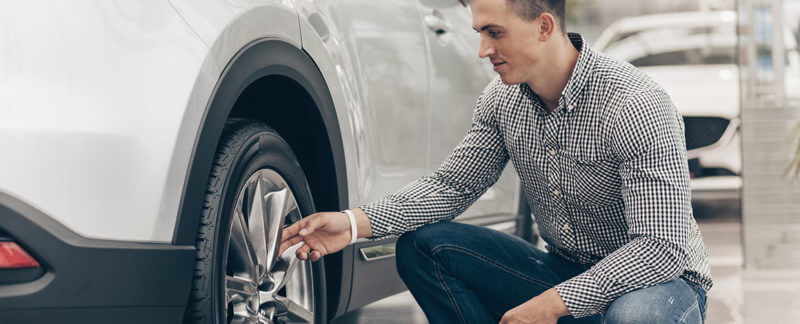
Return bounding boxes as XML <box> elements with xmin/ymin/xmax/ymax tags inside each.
<box><xmin>527</xmin><ymin>34</ymin><xmax>579</xmax><ymax>113</ymax></box>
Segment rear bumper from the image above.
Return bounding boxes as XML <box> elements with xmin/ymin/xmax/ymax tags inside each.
<box><xmin>690</xmin><ymin>175</ymin><xmax>742</xmax><ymax>201</ymax></box>
<box><xmin>0</xmin><ymin>192</ymin><xmax>196</xmax><ymax>324</ymax></box>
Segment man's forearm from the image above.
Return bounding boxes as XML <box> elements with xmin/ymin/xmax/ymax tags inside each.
<box><xmin>542</xmin><ymin>288</ymin><xmax>570</xmax><ymax>317</ymax></box>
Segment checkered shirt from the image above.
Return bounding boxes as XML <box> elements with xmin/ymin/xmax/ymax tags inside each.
<box><xmin>359</xmin><ymin>33</ymin><xmax>713</xmax><ymax>317</ymax></box>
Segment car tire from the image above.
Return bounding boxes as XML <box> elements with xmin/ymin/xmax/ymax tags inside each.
<box><xmin>184</xmin><ymin>118</ymin><xmax>327</xmax><ymax>324</ymax></box>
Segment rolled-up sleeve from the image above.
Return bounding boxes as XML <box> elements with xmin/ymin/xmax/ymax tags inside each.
<box><xmin>360</xmin><ymin>79</ymin><xmax>510</xmax><ymax>239</ymax></box>
<box><xmin>555</xmin><ymin>88</ymin><xmax>692</xmax><ymax>317</ymax></box>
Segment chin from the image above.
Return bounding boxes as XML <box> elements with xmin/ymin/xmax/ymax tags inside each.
<box><xmin>498</xmin><ymin>73</ymin><xmax>522</xmax><ymax>85</ymax></box>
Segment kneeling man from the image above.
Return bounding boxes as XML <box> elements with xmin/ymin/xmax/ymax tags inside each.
<box><xmin>281</xmin><ymin>0</ymin><xmax>712</xmax><ymax>322</ymax></box>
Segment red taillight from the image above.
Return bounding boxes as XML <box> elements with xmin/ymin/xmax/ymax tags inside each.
<box><xmin>0</xmin><ymin>241</ymin><xmax>40</xmax><ymax>269</ymax></box>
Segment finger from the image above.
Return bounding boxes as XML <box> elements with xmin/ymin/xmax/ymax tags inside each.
<box><xmin>302</xmin><ymin>236</ymin><xmax>328</xmax><ymax>256</ymax></box>
<box><xmin>281</xmin><ymin>220</ymin><xmax>307</xmax><ymax>242</ymax></box>
<box><xmin>302</xmin><ymin>237</ymin><xmax>328</xmax><ymax>262</ymax></box>
<box><xmin>298</xmin><ymin>214</ymin><xmax>326</xmax><ymax>236</ymax></box>
<box><xmin>296</xmin><ymin>243</ymin><xmax>312</xmax><ymax>260</ymax></box>
<box><xmin>279</xmin><ymin>235</ymin><xmax>305</xmax><ymax>256</ymax></box>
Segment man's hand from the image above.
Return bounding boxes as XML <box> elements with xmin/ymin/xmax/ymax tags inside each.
<box><xmin>499</xmin><ymin>288</ymin><xmax>570</xmax><ymax>324</ymax></box>
<box><xmin>279</xmin><ymin>208</ymin><xmax>373</xmax><ymax>262</ymax></box>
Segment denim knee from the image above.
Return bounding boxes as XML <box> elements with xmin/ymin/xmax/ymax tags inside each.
<box><xmin>395</xmin><ymin>222</ymin><xmax>457</xmax><ymax>279</ymax></box>
<box><xmin>604</xmin><ymin>301</ymin><xmax>670</xmax><ymax>324</ymax></box>
<box><xmin>604</xmin><ymin>302</ymin><xmax>701</xmax><ymax>324</ymax></box>
<box><xmin>398</xmin><ymin>222</ymin><xmax>456</xmax><ymax>251</ymax></box>
<box><xmin>603</xmin><ymin>279</ymin><xmax>702</xmax><ymax>324</ymax></box>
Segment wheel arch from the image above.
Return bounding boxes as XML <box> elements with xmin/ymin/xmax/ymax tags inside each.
<box><xmin>172</xmin><ymin>38</ymin><xmax>349</xmax><ymax>319</ymax></box>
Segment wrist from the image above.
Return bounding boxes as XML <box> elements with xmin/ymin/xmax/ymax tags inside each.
<box><xmin>543</xmin><ymin>288</ymin><xmax>570</xmax><ymax>318</ymax></box>
<box><xmin>342</xmin><ymin>209</ymin><xmax>358</xmax><ymax>244</ymax></box>
<box><xmin>350</xmin><ymin>208</ymin><xmax>373</xmax><ymax>238</ymax></box>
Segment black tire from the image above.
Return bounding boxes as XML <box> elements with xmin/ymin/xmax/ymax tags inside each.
<box><xmin>184</xmin><ymin>118</ymin><xmax>327</xmax><ymax>324</ymax></box>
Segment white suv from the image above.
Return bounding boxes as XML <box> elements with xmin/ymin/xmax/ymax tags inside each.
<box><xmin>0</xmin><ymin>1</ymin><xmax>523</xmax><ymax>323</ymax></box>
<box><xmin>595</xmin><ymin>10</ymin><xmax>800</xmax><ymax>202</ymax></box>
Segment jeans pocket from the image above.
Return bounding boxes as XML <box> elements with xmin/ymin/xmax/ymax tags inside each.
<box><xmin>695</xmin><ymin>285</ymin><xmax>708</xmax><ymax>321</ymax></box>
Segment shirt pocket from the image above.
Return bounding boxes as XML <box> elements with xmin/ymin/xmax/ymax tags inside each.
<box><xmin>573</xmin><ymin>200</ymin><xmax>629</xmax><ymax>254</ymax></box>
<box><xmin>561</xmin><ymin>153</ymin><xmax>623</xmax><ymax>207</ymax></box>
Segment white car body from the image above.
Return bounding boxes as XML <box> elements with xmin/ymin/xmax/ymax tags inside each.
<box><xmin>0</xmin><ymin>0</ymin><xmax>518</xmax><ymax>243</ymax></box>
<box><xmin>0</xmin><ymin>0</ymin><xmax>524</xmax><ymax>321</ymax></box>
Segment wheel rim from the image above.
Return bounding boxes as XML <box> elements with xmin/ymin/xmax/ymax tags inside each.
<box><xmin>225</xmin><ymin>169</ymin><xmax>314</xmax><ymax>324</ymax></box>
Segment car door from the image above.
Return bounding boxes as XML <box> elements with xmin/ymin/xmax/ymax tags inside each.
<box><xmin>418</xmin><ymin>1</ymin><xmax>522</xmax><ymax>228</ymax></box>
<box><xmin>332</xmin><ymin>0</ymin><xmax>432</xmax><ymax>205</ymax></box>
<box><xmin>294</xmin><ymin>0</ymin><xmax>435</xmax><ymax>313</ymax></box>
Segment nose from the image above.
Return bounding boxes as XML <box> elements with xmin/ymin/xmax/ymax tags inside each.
<box><xmin>478</xmin><ymin>35</ymin><xmax>494</xmax><ymax>58</ymax></box>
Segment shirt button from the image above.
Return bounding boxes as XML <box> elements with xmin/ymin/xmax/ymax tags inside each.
<box><xmin>387</xmin><ymin>226</ymin><xmax>393</xmax><ymax>232</ymax></box>
<box><xmin>548</xmin><ymin>148</ymin><xmax>557</xmax><ymax>156</ymax></box>
<box><xmin>567</xmin><ymin>104</ymin><xmax>575</xmax><ymax>111</ymax></box>
<box><xmin>552</xmin><ymin>189</ymin><xmax>561</xmax><ymax>196</ymax></box>
<box><xmin>562</xmin><ymin>223</ymin><xmax>571</xmax><ymax>231</ymax></box>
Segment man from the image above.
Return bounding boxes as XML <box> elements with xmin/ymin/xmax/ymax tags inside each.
<box><xmin>280</xmin><ymin>0</ymin><xmax>712</xmax><ymax>322</ymax></box>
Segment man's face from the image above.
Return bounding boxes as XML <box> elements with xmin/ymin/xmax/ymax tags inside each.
<box><xmin>471</xmin><ymin>0</ymin><xmax>545</xmax><ymax>85</ymax></box>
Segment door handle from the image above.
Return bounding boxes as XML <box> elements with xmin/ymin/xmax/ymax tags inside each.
<box><xmin>424</xmin><ymin>10</ymin><xmax>449</xmax><ymax>35</ymax></box>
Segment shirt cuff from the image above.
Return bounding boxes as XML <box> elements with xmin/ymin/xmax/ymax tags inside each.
<box><xmin>555</xmin><ymin>271</ymin><xmax>614</xmax><ymax>318</ymax></box>
<box><xmin>358</xmin><ymin>199</ymin><xmax>407</xmax><ymax>239</ymax></box>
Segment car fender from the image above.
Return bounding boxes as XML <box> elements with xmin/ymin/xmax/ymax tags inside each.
<box><xmin>0</xmin><ymin>0</ymin><xmax>208</xmax><ymax>242</ymax></box>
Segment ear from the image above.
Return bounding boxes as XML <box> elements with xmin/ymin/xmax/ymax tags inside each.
<box><xmin>538</xmin><ymin>12</ymin><xmax>556</xmax><ymax>41</ymax></box>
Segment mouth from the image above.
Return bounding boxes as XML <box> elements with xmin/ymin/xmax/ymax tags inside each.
<box><xmin>492</xmin><ymin>61</ymin><xmax>505</xmax><ymax>71</ymax></box>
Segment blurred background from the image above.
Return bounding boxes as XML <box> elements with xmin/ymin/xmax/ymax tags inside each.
<box><xmin>335</xmin><ymin>0</ymin><xmax>800</xmax><ymax>323</ymax></box>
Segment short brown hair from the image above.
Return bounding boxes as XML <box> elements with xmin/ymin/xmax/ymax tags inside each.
<box><xmin>459</xmin><ymin>0</ymin><xmax>567</xmax><ymax>33</ymax></box>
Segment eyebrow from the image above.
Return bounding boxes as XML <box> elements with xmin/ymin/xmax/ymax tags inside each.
<box><xmin>472</xmin><ymin>24</ymin><xmax>503</xmax><ymax>32</ymax></box>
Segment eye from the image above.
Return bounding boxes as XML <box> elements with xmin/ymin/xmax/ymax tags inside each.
<box><xmin>488</xmin><ymin>30</ymin><xmax>501</xmax><ymax>38</ymax></box>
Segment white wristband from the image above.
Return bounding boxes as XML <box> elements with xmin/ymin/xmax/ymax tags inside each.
<box><xmin>343</xmin><ymin>209</ymin><xmax>358</xmax><ymax>245</ymax></box>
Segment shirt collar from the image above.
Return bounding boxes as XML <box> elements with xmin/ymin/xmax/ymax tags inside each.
<box><xmin>519</xmin><ymin>32</ymin><xmax>596</xmax><ymax>114</ymax></box>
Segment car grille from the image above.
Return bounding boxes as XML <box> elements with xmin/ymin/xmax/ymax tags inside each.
<box><xmin>684</xmin><ymin>117</ymin><xmax>731</xmax><ymax>150</ymax></box>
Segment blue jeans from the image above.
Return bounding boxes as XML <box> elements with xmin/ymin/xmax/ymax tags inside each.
<box><xmin>395</xmin><ymin>222</ymin><xmax>707</xmax><ymax>324</ymax></box>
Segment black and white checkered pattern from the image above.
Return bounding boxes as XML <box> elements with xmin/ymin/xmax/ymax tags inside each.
<box><xmin>360</xmin><ymin>33</ymin><xmax>712</xmax><ymax>317</ymax></box>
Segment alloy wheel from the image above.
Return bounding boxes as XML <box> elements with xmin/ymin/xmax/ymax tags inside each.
<box><xmin>225</xmin><ymin>169</ymin><xmax>314</xmax><ymax>324</ymax></box>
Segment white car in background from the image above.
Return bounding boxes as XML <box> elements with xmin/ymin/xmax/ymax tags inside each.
<box><xmin>595</xmin><ymin>10</ymin><xmax>800</xmax><ymax>202</ymax></box>
<box><xmin>0</xmin><ymin>0</ymin><xmax>525</xmax><ymax>323</ymax></box>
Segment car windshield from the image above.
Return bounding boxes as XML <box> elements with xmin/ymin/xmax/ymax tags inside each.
<box><xmin>602</xmin><ymin>24</ymin><xmax>737</xmax><ymax>66</ymax></box>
